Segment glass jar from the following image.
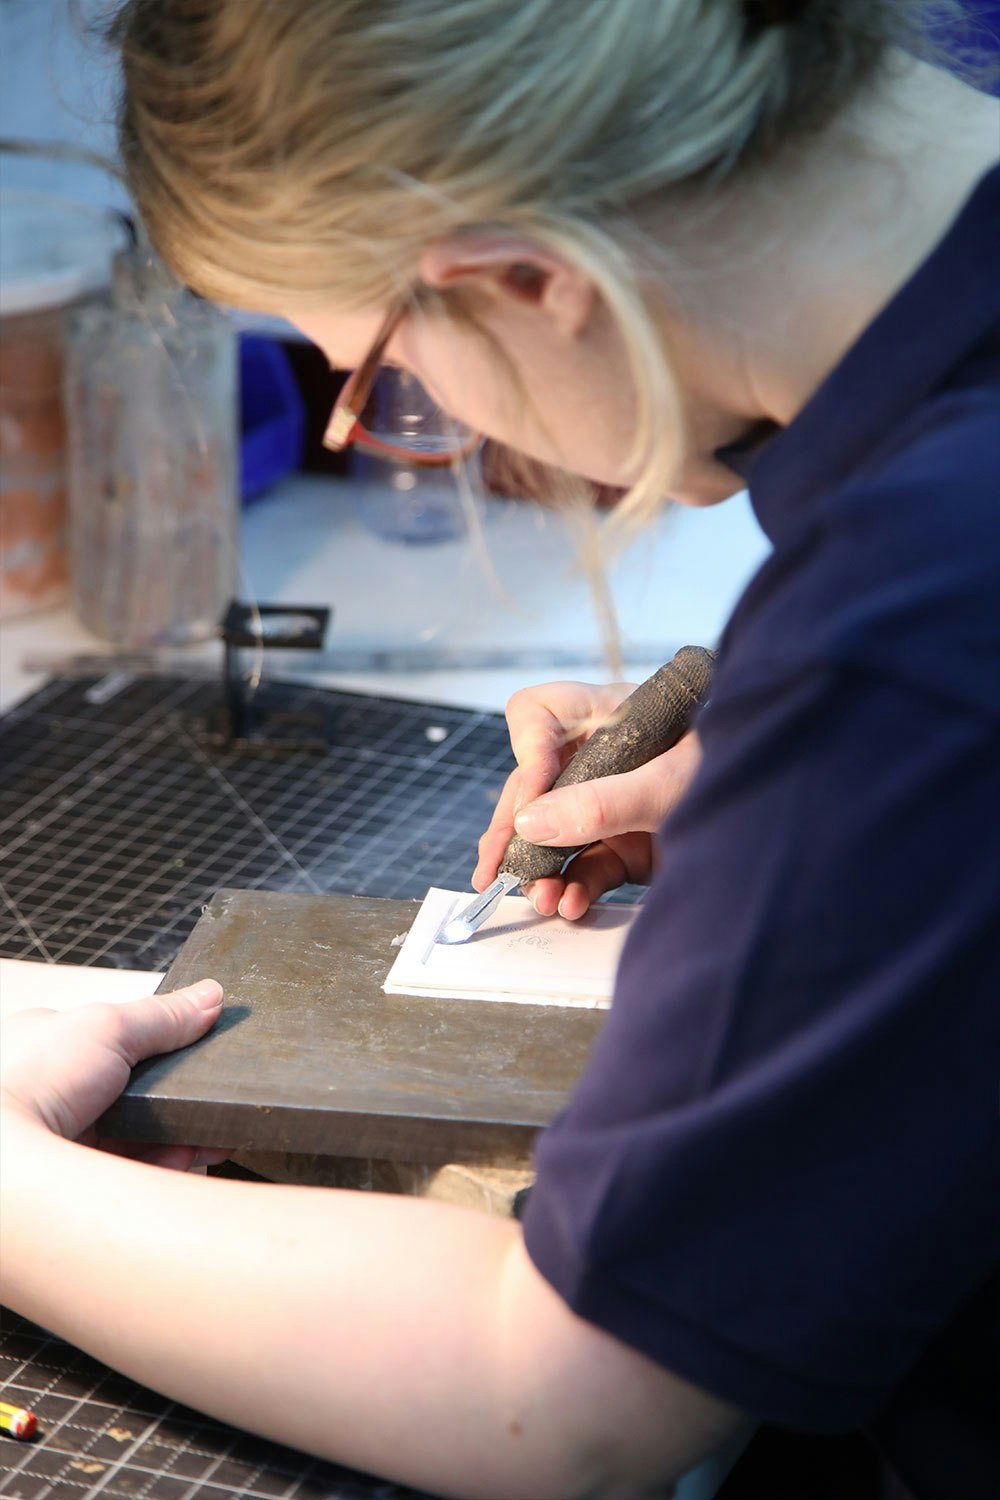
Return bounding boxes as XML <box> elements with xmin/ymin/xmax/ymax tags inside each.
<box><xmin>352</xmin><ymin>368</ymin><xmax>482</xmax><ymax>544</ymax></box>
<box><xmin>0</xmin><ymin>190</ymin><xmax>124</xmax><ymax>619</ymax></box>
<box><xmin>64</xmin><ymin>250</ymin><xmax>239</xmax><ymax>646</ymax></box>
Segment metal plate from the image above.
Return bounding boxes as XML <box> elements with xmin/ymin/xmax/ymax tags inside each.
<box><xmin>100</xmin><ymin>888</ymin><xmax>604</xmax><ymax>1163</ymax></box>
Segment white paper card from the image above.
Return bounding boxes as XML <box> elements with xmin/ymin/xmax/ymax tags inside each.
<box><xmin>383</xmin><ymin>886</ymin><xmax>640</xmax><ymax>1008</ymax></box>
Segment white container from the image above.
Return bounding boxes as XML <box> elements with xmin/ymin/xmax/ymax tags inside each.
<box><xmin>0</xmin><ymin>190</ymin><xmax>125</xmax><ymax>619</ymax></box>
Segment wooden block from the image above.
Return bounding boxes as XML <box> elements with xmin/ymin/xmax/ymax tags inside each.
<box><xmin>231</xmin><ymin>1150</ymin><xmax>535</xmax><ymax>1217</ymax></box>
<box><xmin>100</xmin><ymin>889</ymin><xmax>605</xmax><ymax>1164</ymax></box>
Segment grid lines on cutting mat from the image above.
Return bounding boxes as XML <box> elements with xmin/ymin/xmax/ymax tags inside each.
<box><xmin>0</xmin><ymin>675</ymin><xmax>515</xmax><ymax>971</ymax></box>
<box><xmin>0</xmin><ymin>1310</ymin><xmax>433</xmax><ymax>1499</ymax></box>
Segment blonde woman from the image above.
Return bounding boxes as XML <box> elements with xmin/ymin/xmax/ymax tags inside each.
<box><xmin>2</xmin><ymin>3</ymin><xmax>998</xmax><ymax>1497</ymax></box>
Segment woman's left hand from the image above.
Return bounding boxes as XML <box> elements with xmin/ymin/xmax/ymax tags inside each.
<box><xmin>0</xmin><ymin>981</ymin><xmax>231</xmax><ymax>1169</ymax></box>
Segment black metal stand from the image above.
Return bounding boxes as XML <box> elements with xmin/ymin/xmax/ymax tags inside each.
<box><xmin>205</xmin><ymin>600</ymin><xmax>334</xmax><ymax>753</ymax></box>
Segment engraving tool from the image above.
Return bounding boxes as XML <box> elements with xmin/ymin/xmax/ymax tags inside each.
<box><xmin>438</xmin><ymin>645</ymin><xmax>716</xmax><ymax>944</ymax></box>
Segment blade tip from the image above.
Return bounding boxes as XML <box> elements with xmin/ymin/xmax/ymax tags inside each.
<box><xmin>435</xmin><ymin>918</ymin><xmax>470</xmax><ymax>946</ymax></box>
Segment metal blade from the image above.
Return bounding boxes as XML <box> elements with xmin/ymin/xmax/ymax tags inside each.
<box><xmin>436</xmin><ymin>873</ymin><xmax>521</xmax><ymax>945</ymax></box>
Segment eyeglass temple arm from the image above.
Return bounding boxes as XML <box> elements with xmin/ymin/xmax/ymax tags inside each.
<box><xmin>325</xmin><ymin>296</ymin><xmax>409</xmax><ymax>450</ymax></box>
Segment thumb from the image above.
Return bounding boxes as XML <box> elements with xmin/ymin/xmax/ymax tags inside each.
<box><xmin>114</xmin><ymin>980</ymin><xmax>224</xmax><ymax>1068</ymax></box>
<box><xmin>514</xmin><ymin>760</ymin><xmax>681</xmax><ymax>846</ymax></box>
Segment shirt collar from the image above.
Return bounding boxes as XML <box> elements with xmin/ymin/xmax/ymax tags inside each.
<box><xmin>716</xmin><ymin>164</ymin><xmax>1000</xmax><ymax>542</ymax></box>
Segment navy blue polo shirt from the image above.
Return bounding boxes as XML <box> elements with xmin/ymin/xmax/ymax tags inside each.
<box><xmin>523</xmin><ymin>165</ymin><xmax>1000</xmax><ymax>1499</ymax></box>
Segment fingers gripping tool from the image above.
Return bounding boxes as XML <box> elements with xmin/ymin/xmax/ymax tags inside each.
<box><xmin>437</xmin><ymin>644</ymin><xmax>716</xmax><ymax>944</ymax></box>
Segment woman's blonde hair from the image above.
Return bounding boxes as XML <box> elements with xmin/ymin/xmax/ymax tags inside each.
<box><xmin>108</xmin><ymin>0</ymin><xmax>967</xmax><ymax>545</ymax></box>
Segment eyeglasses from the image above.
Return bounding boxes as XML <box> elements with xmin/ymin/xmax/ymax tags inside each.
<box><xmin>322</xmin><ymin>297</ymin><xmax>483</xmax><ymax>467</ymax></box>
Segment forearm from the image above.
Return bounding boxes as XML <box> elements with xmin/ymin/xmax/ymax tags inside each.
<box><xmin>1</xmin><ymin>1112</ymin><xmax>717</xmax><ymax>1500</ymax></box>
<box><xmin>1</xmin><ymin>1113</ymin><xmax>533</xmax><ymax>1496</ymax></box>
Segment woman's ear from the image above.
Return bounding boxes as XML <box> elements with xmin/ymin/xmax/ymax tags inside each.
<box><xmin>417</xmin><ymin>234</ymin><xmax>597</xmax><ymax>338</ymax></box>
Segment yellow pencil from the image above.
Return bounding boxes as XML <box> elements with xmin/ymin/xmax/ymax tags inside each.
<box><xmin>0</xmin><ymin>1400</ymin><xmax>37</xmax><ymax>1439</ymax></box>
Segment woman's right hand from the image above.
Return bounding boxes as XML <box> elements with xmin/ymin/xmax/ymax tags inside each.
<box><xmin>473</xmin><ymin>680</ymin><xmax>702</xmax><ymax>920</ymax></box>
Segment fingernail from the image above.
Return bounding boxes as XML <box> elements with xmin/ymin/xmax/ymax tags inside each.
<box><xmin>188</xmin><ymin>979</ymin><xmax>223</xmax><ymax>1011</ymax></box>
<box><xmin>515</xmin><ymin>804</ymin><xmax>557</xmax><ymax>842</ymax></box>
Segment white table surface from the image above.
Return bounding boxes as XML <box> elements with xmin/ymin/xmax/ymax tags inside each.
<box><xmin>0</xmin><ymin>472</ymin><xmax>770</xmax><ymax>715</ymax></box>
<box><xmin>0</xmin><ymin>957</ymin><xmax>164</xmax><ymax>1018</ymax></box>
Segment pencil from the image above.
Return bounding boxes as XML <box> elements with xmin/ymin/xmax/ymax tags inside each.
<box><xmin>0</xmin><ymin>1401</ymin><xmax>37</xmax><ymax>1439</ymax></box>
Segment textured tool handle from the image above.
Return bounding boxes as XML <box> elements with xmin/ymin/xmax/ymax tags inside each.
<box><xmin>499</xmin><ymin>644</ymin><xmax>715</xmax><ymax>885</ymax></box>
